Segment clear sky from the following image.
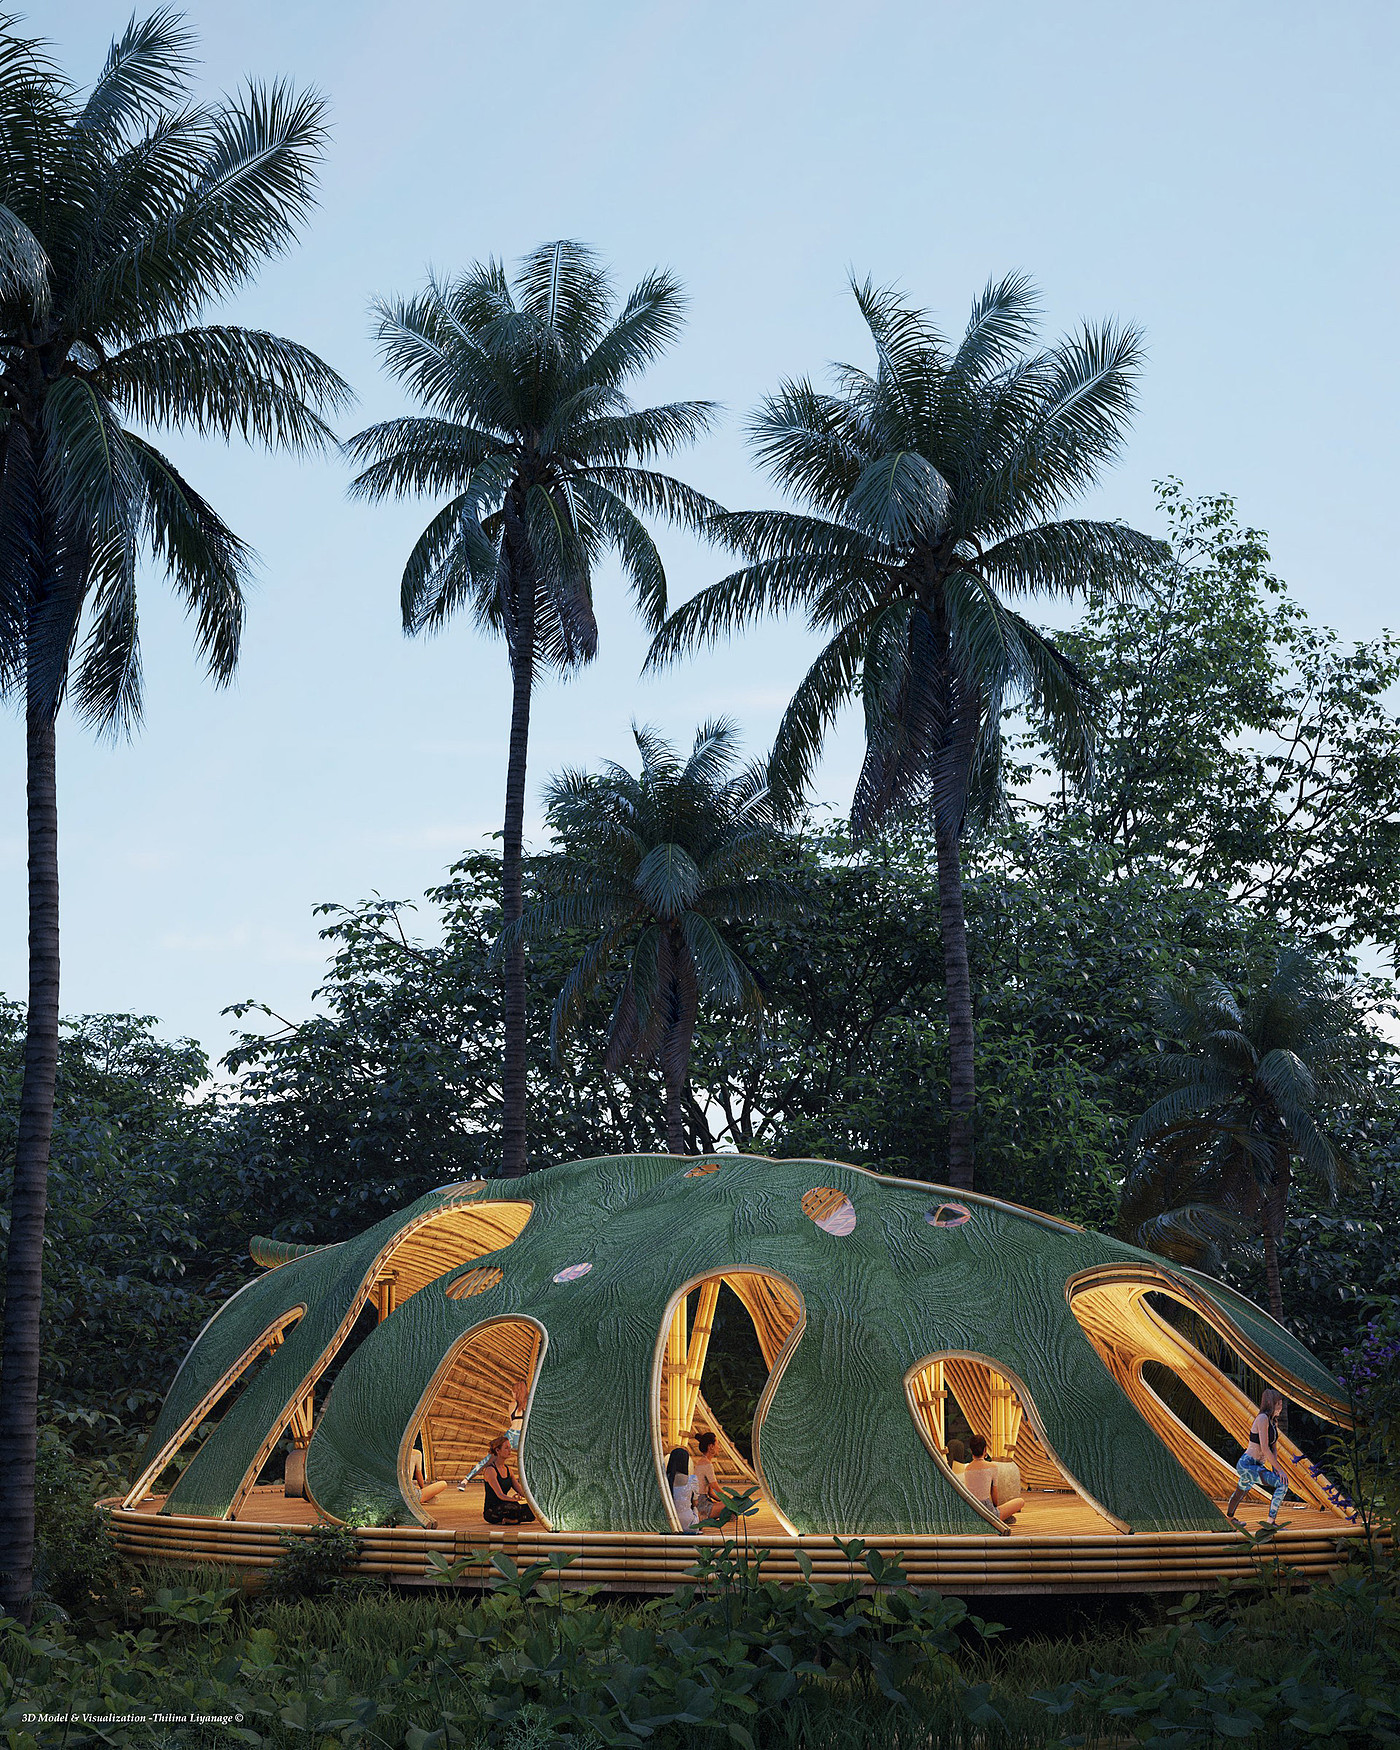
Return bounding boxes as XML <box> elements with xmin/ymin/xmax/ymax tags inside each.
<box><xmin>4</xmin><ymin>0</ymin><xmax>1397</xmax><ymax>1061</ymax></box>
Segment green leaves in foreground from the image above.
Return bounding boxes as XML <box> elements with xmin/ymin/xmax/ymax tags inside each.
<box><xmin>3</xmin><ymin>1552</ymin><xmax>1399</xmax><ymax>1747</ymax></box>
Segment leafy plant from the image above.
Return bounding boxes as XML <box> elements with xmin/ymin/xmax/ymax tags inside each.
<box><xmin>259</xmin><ymin>1523</ymin><xmax>367</xmax><ymax>1602</ymax></box>
<box><xmin>1125</xmin><ymin>946</ymin><xmax>1369</xmax><ymax>1320</ymax></box>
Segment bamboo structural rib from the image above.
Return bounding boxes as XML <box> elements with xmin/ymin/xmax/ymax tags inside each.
<box><xmin>111</xmin><ymin>1153</ymin><xmax>1359</xmax><ymax>1590</ymax></box>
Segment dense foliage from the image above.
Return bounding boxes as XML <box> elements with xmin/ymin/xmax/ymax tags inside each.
<box><xmin>0</xmin><ymin>1004</ymin><xmax>224</xmax><ymax>1451</ymax></box>
<box><xmin>3</xmin><ymin>1524</ymin><xmax>1398</xmax><ymax>1747</ymax></box>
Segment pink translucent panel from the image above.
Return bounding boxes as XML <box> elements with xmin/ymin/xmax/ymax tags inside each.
<box><xmin>802</xmin><ymin>1187</ymin><xmax>857</xmax><ymax>1235</ymax></box>
<box><xmin>925</xmin><ymin>1202</ymin><xmax>971</xmax><ymax>1228</ymax></box>
<box><xmin>553</xmin><ymin>1262</ymin><xmax>593</xmax><ymax>1283</ymax></box>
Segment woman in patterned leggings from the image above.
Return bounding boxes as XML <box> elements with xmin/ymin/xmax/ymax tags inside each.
<box><xmin>1226</xmin><ymin>1388</ymin><xmax>1290</xmax><ymax>1524</ymax></box>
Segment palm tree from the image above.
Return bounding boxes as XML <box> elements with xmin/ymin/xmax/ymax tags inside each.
<box><xmin>346</xmin><ymin>242</ymin><xmax>717</xmax><ymax>1179</ymax></box>
<box><xmin>0</xmin><ymin>11</ymin><xmax>348</xmax><ymax>1623</ymax></box>
<box><xmin>517</xmin><ymin>720</ymin><xmax>798</xmax><ymax>1154</ymax></box>
<box><xmin>648</xmin><ymin>274</ymin><xmax>1160</xmax><ymax>1190</ymax></box>
<box><xmin>1125</xmin><ymin>947</ymin><xmax>1360</xmax><ymax>1325</ymax></box>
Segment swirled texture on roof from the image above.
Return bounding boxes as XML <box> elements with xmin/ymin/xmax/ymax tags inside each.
<box><xmin>135</xmin><ymin>1153</ymin><xmax>1349</xmax><ymax>1537</ymax></box>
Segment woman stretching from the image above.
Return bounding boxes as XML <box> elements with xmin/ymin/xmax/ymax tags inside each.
<box><xmin>1226</xmin><ymin>1388</ymin><xmax>1290</xmax><ymax>1524</ymax></box>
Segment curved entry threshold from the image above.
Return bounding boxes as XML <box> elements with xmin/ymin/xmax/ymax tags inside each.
<box><xmin>105</xmin><ymin>1491</ymin><xmax>1372</xmax><ymax>1597</ymax></box>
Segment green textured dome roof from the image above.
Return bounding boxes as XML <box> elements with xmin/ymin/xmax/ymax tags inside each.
<box><xmin>129</xmin><ymin>1153</ymin><xmax>1349</xmax><ymax>1538</ymax></box>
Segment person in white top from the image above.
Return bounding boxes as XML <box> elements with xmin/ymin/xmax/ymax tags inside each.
<box><xmin>1225</xmin><ymin>1388</ymin><xmax>1290</xmax><ymax>1524</ymax></box>
<box><xmin>692</xmin><ymin>1431</ymin><xmax>726</xmax><ymax>1525</ymax></box>
<box><xmin>963</xmin><ymin>1434</ymin><xmax>1025</xmax><ymax>1523</ymax></box>
<box><xmin>667</xmin><ymin>1447</ymin><xmax>700</xmax><ymax>1532</ymax></box>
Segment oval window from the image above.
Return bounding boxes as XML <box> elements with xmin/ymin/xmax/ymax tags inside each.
<box><xmin>802</xmin><ymin>1187</ymin><xmax>856</xmax><ymax>1236</ymax></box>
<box><xmin>445</xmin><ymin>1265</ymin><xmax>503</xmax><ymax>1300</ymax></box>
<box><xmin>553</xmin><ymin>1262</ymin><xmax>593</xmax><ymax>1284</ymax></box>
<box><xmin>684</xmin><ymin>1162</ymin><xmax>723</xmax><ymax>1178</ymax></box>
<box><xmin>925</xmin><ymin>1202</ymin><xmax>971</xmax><ymax>1228</ymax></box>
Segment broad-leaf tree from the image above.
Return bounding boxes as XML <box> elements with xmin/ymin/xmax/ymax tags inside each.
<box><xmin>347</xmin><ymin>241</ymin><xmax>717</xmax><ymax>1178</ymax></box>
<box><xmin>0</xmin><ymin>10</ymin><xmax>348</xmax><ymax>1622</ymax></box>
<box><xmin>650</xmin><ymin>274</ymin><xmax>1159</xmax><ymax>1189</ymax></box>
<box><xmin>518</xmin><ymin>720</ymin><xmax>798</xmax><ymax>1153</ymax></box>
<box><xmin>1033</xmin><ymin>482</ymin><xmax>1400</xmax><ymax>953</ymax></box>
<box><xmin>1125</xmin><ymin>947</ymin><xmax>1362</xmax><ymax>1324</ymax></box>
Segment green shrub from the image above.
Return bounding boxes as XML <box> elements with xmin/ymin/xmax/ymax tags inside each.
<box><xmin>30</xmin><ymin>1431</ymin><xmax>130</xmax><ymax>1622</ymax></box>
<box><xmin>258</xmin><ymin>1523</ymin><xmax>368</xmax><ymax>1602</ymax></box>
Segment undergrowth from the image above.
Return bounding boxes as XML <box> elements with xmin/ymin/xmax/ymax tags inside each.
<box><xmin>2</xmin><ymin>1519</ymin><xmax>1397</xmax><ymax>1748</ymax></box>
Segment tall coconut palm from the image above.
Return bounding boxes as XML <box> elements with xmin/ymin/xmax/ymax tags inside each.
<box><xmin>346</xmin><ymin>243</ymin><xmax>717</xmax><ymax>1180</ymax></box>
<box><xmin>649</xmin><ymin>275</ymin><xmax>1160</xmax><ymax>1190</ymax></box>
<box><xmin>517</xmin><ymin>720</ymin><xmax>798</xmax><ymax>1153</ymax></box>
<box><xmin>1125</xmin><ymin>947</ymin><xmax>1360</xmax><ymax>1326</ymax></box>
<box><xmin>0</xmin><ymin>11</ymin><xmax>349</xmax><ymax>1622</ymax></box>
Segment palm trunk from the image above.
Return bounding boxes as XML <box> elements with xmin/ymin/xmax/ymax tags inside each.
<box><xmin>663</xmin><ymin>1058</ymin><xmax>687</xmax><ymax>1155</ymax></box>
<box><xmin>500</xmin><ymin>583</ymin><xmax>535</xmax><ymax>1180</ymax></box>
<box><xmin>1262</xmin><ymin>1155</ymin><xmax>1290</xmax><ymax>1327</ymax></box>
<box><xmin>934</xmin><ymin>819</ymin><xmax>975</xmax><ymax>1191</ymax></box>
<box><xmin>1261</xmin><ymin>1226</ymin><xmax>1283</xmax><ymax>1326</ymax></box>
<box><xmin>663</xmin><ymin>943</ymin><xmax>699</xmax><ymax>1156</ymax></box>
<box><xmin>0</xmin><ymin>692</ymin><xmax>61</xmax><ymax>1626</ymax></box>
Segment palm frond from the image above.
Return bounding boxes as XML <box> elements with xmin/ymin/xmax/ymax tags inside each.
<box><xmin>99</xmin><ymin>325</ymin><xmax>351</xmax><ymax>449</ymax></box>
<box><xmin>842</xmin><ymin>448</ymin><xmax>951</xmax><ymax>546</ymax></box>
<box><xmin>127</xmin><ymin>433</ymin><xmax>248</xmax><ymax>682</ymax></box>
<box><xmin>76</xmin><ymin>8</ymin><xmax>195</xmax><ymax>145</ymax></box>
<box><xmin>0</xmin><ymin>200</ymin><xmax>49</xmax><ymax>311</ymax></box>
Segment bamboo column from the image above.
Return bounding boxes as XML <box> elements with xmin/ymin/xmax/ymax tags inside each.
<box><xmin>988</xmin><ymin>1369</ymin><xmax>1022</xmax><ymax>1460</ymax></box>
<box><xmin>664</xmin><ymin>1298</ymin><xmax>688</xmax><ymax>1449</ymax></box>
<box><xmin>682</xmin><ymin>1281</ymin><xmax>720</xmax><ymax>1433</ymax></box>
<box><xmin>910</xmin><ymin>1361</ymin><xmax>947</xmax><ymax>1450</ymax></box>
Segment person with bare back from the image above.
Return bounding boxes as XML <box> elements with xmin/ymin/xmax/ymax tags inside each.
<box><xmin>1226</xmin><ymin>1388</ymin><xmax>1291</xmax><ymax>1524</ymax></box>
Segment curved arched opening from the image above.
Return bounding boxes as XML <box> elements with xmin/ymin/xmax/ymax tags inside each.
<box><xmin>652</xmin><ymin>1271</ymin><xmax>805</xmax><ymax>1534</ymax></box>
<box><xmin>223</xmin><ymin>1196</ymin><xmax>535</xmax><ymax>1518</ymax></box>
<box><xmin>397</xmin><ymin>1316</ymin><xmax>549</xmax><ymax>1529</ymax></box>
<box><xmin>123</xmin><ymin>1306</ymin><xmax>306</xmax><ymax>1509</ymax></box>
<box><xmin>1067</xmin><ymin>1265</ymin><xmax>1351</xmax><ymax>1521</ymax></box>
<box><xmin>905</xmin><ymin>1351</ymin><xmax>1125</xmax><ymax>1534</ymax></box>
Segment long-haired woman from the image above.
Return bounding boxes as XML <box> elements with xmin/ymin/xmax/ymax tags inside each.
<box><xmin>1225</xmin><ymin>1388</ymin><xmax>1290</xmax><ymax>1524</ymax></box>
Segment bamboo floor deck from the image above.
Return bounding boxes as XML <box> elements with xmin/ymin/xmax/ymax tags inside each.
<box><xmin>104</xmin><ymin>1487</ymin><xmax>1374</xmax><ymax>1596</ymax></box>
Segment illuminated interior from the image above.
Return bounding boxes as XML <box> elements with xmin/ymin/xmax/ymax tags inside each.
<box><xmin>404</xmin><ymin>1316</ymin><xmax>548</xmax><ymax>1526</ymax></box>
<box><xmin>1067</xmin><ymin>1265</ymin><xmax>1349</xmax><ymax>1516</ymax></box>
<box><xmin>905</xmin><ymin>1351</ymin><xmax>1123</xmax><ymax>1531</ymax></box>
<box><xmin>653</xmin><ymin>1271</ymin><xmax>805</xmax><ymax>1533</ymax></box>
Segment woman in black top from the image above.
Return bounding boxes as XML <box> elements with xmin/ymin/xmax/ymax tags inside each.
<box><xmin>481</xmin><ymin>1434</ymin><xmax>535</xmax><ymax>1524</ymax></box>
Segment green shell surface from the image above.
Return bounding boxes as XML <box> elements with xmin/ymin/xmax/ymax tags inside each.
<box><xmin>138</xmin><ymin>1153</ymin><xmax>1346</xmax><ymax>1534</ymax></box>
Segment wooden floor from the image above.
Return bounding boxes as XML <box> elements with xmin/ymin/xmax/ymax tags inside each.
<box><xmin>106</xmin><ymin>1485</ymin><xmax>1368</xmax><ymax>1596</ymax></box>
<box><xmin>126</xmin><ymin>1482</ymin><xmax>1342</xmax><ymax>1540</ymax></box>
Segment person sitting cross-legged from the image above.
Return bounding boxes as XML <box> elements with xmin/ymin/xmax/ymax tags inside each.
<box><xmin>667</xmin><ymin>1447</ymin><xmax>701</xmax><ymax>1532</ymax></box>
<box><xmin>692</xmin><ymin>1431</ymin><xmax>733</xmax><ymax>1527</ymax></box>
<box><xmin>480</xmin><ymin>1434</ymin><xmax>535</xmax><ymax>1524</ymax></box>
<box><xmin>963</xmin><ymin>1434</ymin><xmax>1026</xmax><ymax>1524</ymax></box>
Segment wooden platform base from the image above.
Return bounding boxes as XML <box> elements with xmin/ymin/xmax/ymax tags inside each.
<box><xmin>103</xmin><ymin>1489</ymin><xmax>1375</xmax><ymax>1596</ymax></box>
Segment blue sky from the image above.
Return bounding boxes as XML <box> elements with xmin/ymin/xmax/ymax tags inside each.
<box><xmin>4</xmin><ymin>0</ymin><xmax>1397</xmax><ymax>1061</ymax></box>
